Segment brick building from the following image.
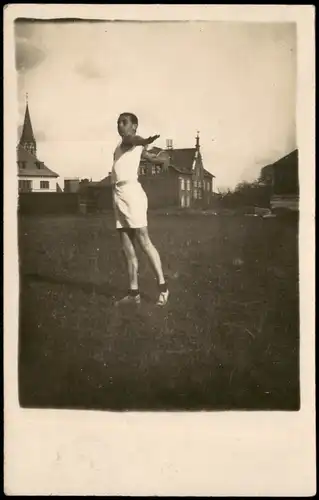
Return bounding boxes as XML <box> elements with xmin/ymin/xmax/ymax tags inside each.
<box><xmin>81</xmin><ymin>133</ymin><xmax>216</xmax><ymax>212</ymax></box>
<box><xmin>138</xmin><ymin>133</ymin><xmax>215</xmax><ymax>209</ymax></box>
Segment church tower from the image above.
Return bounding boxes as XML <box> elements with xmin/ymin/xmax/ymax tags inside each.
<box><xmin>19</xmin><ymin>94</ymin><xmax>37</xmax><ymax>157</ymax></box>
<box><xmin>195</xmin><ymin>131</ymin><xmax>200</xmax><ymax>151</ymax></box>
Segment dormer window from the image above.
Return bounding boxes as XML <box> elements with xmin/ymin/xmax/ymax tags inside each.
<box><xmin>17</xmin><ymin>161</ymin><xmax>26</xmax><ymax>169</ymax></box>
<box><xmin>35</xmin><ymin>161</ymin><xmax>43</xmax><ymax>169</ymax></box>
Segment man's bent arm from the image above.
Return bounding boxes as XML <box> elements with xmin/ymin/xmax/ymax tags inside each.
<box><xmin>141</xmin><ymin>150</ymin><xmax>167</xmax><ymax>165</ymax></box>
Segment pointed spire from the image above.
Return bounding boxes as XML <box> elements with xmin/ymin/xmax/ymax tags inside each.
<box><xmin>195</xmin><ymin>131</ymin><xmax>200</xmax><ymax>151</ymax></box>
<box><xmin>19</xmin><ymin>94</ymin><xmax>37</xmax><ymax>156</ymax></box>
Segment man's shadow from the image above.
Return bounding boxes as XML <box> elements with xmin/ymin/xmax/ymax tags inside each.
<box><xmin>20</xmin><ymin>272</ymin><xmax>153</xmax><ymax>302</ymax></box>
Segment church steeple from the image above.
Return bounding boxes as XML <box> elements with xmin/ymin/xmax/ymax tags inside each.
<box><xmin>19</xmin><ymin>94</ymin><xmax>37</xmax><ymax>157</ymax></box>
<box><xmin>195</xmin><ymin>131</ymin><xmax>200</xmax><ymax>151</ymax></box>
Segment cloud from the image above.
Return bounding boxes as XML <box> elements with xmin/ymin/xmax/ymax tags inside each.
<box><xmin>15</xmin><ymin>21</ymin><xmax>47</xmax><ymax>73</ymax></box>
<box><xmin>14</xmin><ymin>20</ymin><xmax>35</xmax><ymax>41</ymax></box>
<box><xmin>35</xmin><ymin>130</ymin><xmax>47</xmax><ymax>141</ymax></box>
<box><xmin>74</xmin><ymin>59</ymin><xmax>105</xmax><ymax>79</ymax></box>
<box><xmin>15</xmin><ymin>39</ymin><xmax>46</xmax><ymax>73</ymax></box>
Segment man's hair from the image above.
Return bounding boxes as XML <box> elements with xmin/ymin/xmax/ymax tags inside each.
<box><xmin>119</xmin><ymin>112</ymin><xmax>138</xmax><ymax>126</ymax></box>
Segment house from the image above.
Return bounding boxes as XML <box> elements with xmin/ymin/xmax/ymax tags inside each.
<box><xmin>17</xmin><ymin>98</ymin><xmax>59</xmax><ymax>192</ymax></box>
<box><xmin>138</xmin><ymin>133</ymin><xmax>215</xmax><ymax>209</ymax></box>
<box><xmin>261</xmin><ymin>150</ymin><xmax>299</xmax><ymax>211</ymax></box>
<box><xmin>82</xmin><ymin>132</ymin><xmax>216</xmax><ymax>212</ymax></box>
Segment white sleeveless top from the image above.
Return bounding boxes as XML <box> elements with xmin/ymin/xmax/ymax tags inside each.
<box><xmin>111</xmin><ymin>143</ymin><xmax>143</xmax><ymax>184</ymax></box>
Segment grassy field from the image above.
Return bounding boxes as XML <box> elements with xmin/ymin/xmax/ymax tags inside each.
<box><xmin>18</xmin><ymin>211</ymin><xmax>299</xmax><ymax>411</ymax></box>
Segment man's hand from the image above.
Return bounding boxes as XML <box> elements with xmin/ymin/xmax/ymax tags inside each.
<box><xmin>145</xmin><ymin>134</ymin><xmax>160</xmax><ymax>145</ymax></box>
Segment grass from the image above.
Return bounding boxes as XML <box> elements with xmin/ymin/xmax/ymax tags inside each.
<box><xmin>18</xmin><ymin>211</ymin><xmax>299</xmax><ymax>411</ymax></box>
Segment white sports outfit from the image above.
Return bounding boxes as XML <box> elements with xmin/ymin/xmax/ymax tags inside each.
<box><xmin>111</xmin><ymin>144</ymin><xmax>148</xmax><ymax>229</ymax></box>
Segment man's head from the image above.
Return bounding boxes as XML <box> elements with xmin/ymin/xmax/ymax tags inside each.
<box><xmin>117</xmin><ymin>113</ymin><xmax>138</xmax><ymax>137</ymax></box>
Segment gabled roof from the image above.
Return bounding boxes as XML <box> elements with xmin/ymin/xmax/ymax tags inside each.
<box><xmin>17</xmin><ymin>144</ymin><xmax>59</xmax><ymax>178</ymax></box>
<box><xmin>99</xmin><ymin>175</ymin><xmax>112</xmax><ymax>186</ymax></box>
<box><xmin>147</xmin><ymin>147</ymin><xmax>215</xmax><ymax>178</ymax></box>
<box><xmin>272</xmin><ymin>149</ymin><xmax>298</xmax><ymax>169</ymax></box>
<box><xmin>19</xmin><ymin>103</ymin><xmax>36</xmax><ymax>145</ymax></box>
<box><xmin>262</xmin><ymin>149</ymin><xmax>298</xmax><ymax>173</ymax></box>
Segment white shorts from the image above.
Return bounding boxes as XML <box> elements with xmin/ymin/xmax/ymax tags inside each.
<box><xmin>113</xmin><ymin>181</ymin><xmax>148</xmax><ymax>229</ymax></box>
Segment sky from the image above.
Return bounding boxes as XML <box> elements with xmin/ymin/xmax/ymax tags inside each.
<box><xmin>15</xmin><ymin>20</ymin><xmax>297</xmax><ymax>189</ymax></box>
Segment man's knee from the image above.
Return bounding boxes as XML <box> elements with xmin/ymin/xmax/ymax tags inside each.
<box><xmin>136</xmin><ymin>228</ymin><xmax>152</xmax><ymax>250</ymax></box>
<box><xmin>123</xmin><ymin>250</ymin><xmax>138</xmax><ymax>269</ymax></box>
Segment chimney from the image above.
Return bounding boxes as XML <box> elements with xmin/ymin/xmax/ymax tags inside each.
<box><xmin>166</xmin><ymin>139</ymin><xmax>173</xmax><ymax>150</ymax></box>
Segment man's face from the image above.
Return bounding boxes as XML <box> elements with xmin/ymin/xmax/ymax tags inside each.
<box><xmin>117</xmin><ymin>115</ymin><xmax>137</xmax><ymax>137</ymax></box>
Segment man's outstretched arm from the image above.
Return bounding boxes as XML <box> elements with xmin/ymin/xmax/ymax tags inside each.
<box><xmin>122</xmin><ymin>134</ymin><xmax>160</xmax><ymax>147</ymax></box>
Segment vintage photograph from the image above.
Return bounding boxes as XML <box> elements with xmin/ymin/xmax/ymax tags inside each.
<box><xmin>16</xmin><ymin>17</ymin><xmax>299</xmax><ymax>411</ymax></box>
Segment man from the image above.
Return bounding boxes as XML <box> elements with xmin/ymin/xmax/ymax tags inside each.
<box><xmin>111</xmin><ymin>112</ymin><xmax>169</xmax><ymax>306</ymax></box>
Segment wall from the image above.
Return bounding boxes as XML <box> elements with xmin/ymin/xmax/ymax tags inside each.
<box><xmin>140</xmin><ymin>171</ymin><xmax>179</xmax><ymax>209</ymax></box>
<box><xmin>18</xmin><ymin>192</ymin><xmax>80</xmax><ymax>215</ymax></box>
<box><xmin>179</xmin><ymin>176</ymin><xmax>214</xmax><ymax>208</ymax></box>
<box><xmin>18</xmin><ymin>176</ymin><xmax>57</xmax><ymax>192</ymax></box>
<box><xmin>273</xmin><ymin>163</ymin><xmax>299</xmax><ymax>195</ymax></box>
<box><xmin>179</xmin><ymin>176</ymin><xmax>192</xmax><ymax>207</ymax></box>
<box><xmin>82</xmin><ymin>186</ymin><xmax>113</xmax><ymax>212</ymax></box>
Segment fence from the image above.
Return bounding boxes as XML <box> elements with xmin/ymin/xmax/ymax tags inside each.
<box><xmin>18</xmin><ymin>192</ymin><xmax>80</xmax><ymax>215</ymax></box>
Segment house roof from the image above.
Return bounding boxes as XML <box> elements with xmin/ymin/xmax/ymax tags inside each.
<box><xmin>99</xmin><ymin>175</ymin><xmax>112</xmax><ymax>186</ymax></box>
<box><xmin>262</xmin><ymin>149</ymin><xmax>298</xmax><ymax>173</ymax></box>
<box><xmin>272</xmin><ymin>149</ymin><xmax>298</xmax><ymax>169</ymax></box>
<box><xmin>17</xmin><ymin>144</ymin><xmax>59</xmax><ymax>178</ymax></box>
<box><xmin>19</xmin><ymin>103</ymin><xmax>36</xmax><ymax>145</ymax></box>
<box><xmin>148</xmin><ymin>147</ymin><xmax>215</xmax><ymax>178</ymax></box>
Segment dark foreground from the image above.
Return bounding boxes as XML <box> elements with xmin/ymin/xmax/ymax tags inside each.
<box><xmin>18</xmin><ymin>211</ymin><xmax>299</xmax><ymax>411</ymax></box>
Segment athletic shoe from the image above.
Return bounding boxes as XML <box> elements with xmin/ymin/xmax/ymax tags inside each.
<box><xmin>156</xmin><ymin>289</ymin><xmax>169</xmax><ymax>306</ymax></box>
<box><xmin>115</xmin><ymin>294</ymin><xmax>141</xmax><ymax>306</ymax></box>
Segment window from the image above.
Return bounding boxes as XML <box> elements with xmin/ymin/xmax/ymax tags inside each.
<box><xmin>181</xmin><ymin>194</ymin><xmax>185</xmax><ymax>207</ymax></box>
<box><xmin>156</xmin><ymin>165</ymin><xmax>161</xmax><ymax>174</ymax></box>
<box><xmin>152</xmin><ymin>166</ymin><xmax>156</xmax><ymax>175</ymax></box>
<box><xmin>18</xmin><ymin>179</ymin><xmax>32</xmax><ymax>192</ymax></box>
<box><xmin>198</xmin><ymin>189</ymin><xmax>203</xmax><ymax>200</ymax></box>
<box><xmin>180</xmin><ymin>178</ymin><xmax>185</xmax><ymax>190</ymax></box>
<box><xmin>194</xmin><ymin>188</ymin><xmax>198</xmax><ymax>199</ymax></box>
<box><xmin>139</xmin><ymin>166</ymin><xmax>146</xmax><ymax>175</ymax></box>
<box><xmin>186</xmin><ymin>196</ymin><xmax>190</xmax><ymax>207</ymax></box>
<box><xmin>187</xmin><ymin>179</ymin><xmax>191</xmax><ymax>191</ymax></box>
<box><xmin>198</xmin><ymin>180</ymin><xmax>202</xmax><ymax>188</ymax></box>
<box><xmin>40</xmin><ymin>180</ymin><xmax>50</xmax><ymax>189</ymax></box>
<box><xmin>17</xmin><ymin>161</ymin><xmax>26</xmax><ymax>169</ymax></box>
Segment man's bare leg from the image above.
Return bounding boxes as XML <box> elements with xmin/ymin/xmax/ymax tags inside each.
<box><xmin>135</xmin><ymin>227</ymin><xmax>165</xmax><ymax>284</ymax></box>
<box><xmin>135</xmin><ymin>227</ymin><xmax>169</xmax><ymax>305</ymax></box>
<box><xmin>116</xmin><ymin>229</ymin><xmax>140</xmax><ymax>304</ymax></box>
